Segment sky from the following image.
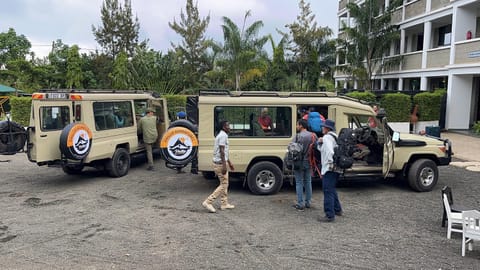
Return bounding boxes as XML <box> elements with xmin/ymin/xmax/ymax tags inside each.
<box><xmin>0</xmin><ymin>0</ymin><xmax>339</xmax><ymax>58</ymax></box>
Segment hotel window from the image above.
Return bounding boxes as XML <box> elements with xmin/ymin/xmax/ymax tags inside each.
<box><xmin>438</xmin><ymin>25</ymin><xmax>452</xmax><ymax>46</ymax></box>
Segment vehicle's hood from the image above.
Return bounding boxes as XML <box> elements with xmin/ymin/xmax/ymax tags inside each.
<box><xmin>398</xmin><ymin>133</ymin><xmax>445</xmax><ymax>145</ymax></box>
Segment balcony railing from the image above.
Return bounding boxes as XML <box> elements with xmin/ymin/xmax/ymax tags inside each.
<box><xmin>454</xmin><ymin>39</ymin><xmax>480</xmax><ymax>65</ymax></box>
<box><xmin>431</xmin><ymin>0</ymin><xmax>451</xmax><ymax>11</ymax></box>
<box><xmin>405</xmin><ymin>0</ymin><xmax>426</xmax><ymax>20</ymax></box>
<box><xmin>427</xmin><ymin>47</ymin><xmax>450</xmax><ymax>68</ymax></box>
<box><xmin>391</xmin><ymin>9</ymin><xmax>402</xmax><ymax>25</ymax></box>
<box><xmin>402</xmin><ymin>52</ymin><xmax>422</xmax><ymax>70</ymax></box>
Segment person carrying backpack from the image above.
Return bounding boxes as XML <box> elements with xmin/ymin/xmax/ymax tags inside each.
<box><xmin>317</xmin><ymin>119</ymin><xmax>343</xmax><ymax>222</ymax></box>
<box><xmin>291</xmin><ymin>119</ymin><xmax>317</xmax><ymax>211</ymax></box>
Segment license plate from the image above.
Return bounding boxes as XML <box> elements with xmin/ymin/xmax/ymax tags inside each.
<box><xmin>46</xmin><ymin>93</ymin><xmax>68</xmax><ymax>99</ymax></box>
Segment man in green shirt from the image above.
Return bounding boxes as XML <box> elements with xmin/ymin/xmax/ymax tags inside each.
<box><xmin>138</xmin><ymin>108</ymin><xmax>158</xmax><ymax>170</ymax></box>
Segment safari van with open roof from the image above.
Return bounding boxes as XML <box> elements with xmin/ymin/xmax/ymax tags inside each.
<box><xmin>161</xmin><ymin>90</ymin><xmax>452</xmax><ymax>195</ymax></box>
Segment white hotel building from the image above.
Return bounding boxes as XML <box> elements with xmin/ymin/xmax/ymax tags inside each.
<box><xmin>335</xmin><ymin>0</ymin><xmax>480</xmax><ymax>130</ymax></box>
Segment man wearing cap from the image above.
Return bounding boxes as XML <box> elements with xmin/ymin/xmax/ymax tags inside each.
<box><xmin>177</xmin><ymin>111</ymin><xmax>187</xmax><ymax>120</ymax></box>
<box><xmin>317</xmin><ymin>119</ymin><xmax>343</xmax><ymax>222</ymax></box>
<box><xmin>138</xmin><ymin>108</ymin><xmax>158</xmax><ymax>171</ymax></box>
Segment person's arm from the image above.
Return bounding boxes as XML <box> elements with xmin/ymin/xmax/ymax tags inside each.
<box><xmin>219</xmin><ymin>145</ymin><xmax>227</xmax><ymax>175</ymax></box>
<box><xmin>324</xmin><ymin>135</ymin><xmax>336</xmax><ymax>169</ymax></box>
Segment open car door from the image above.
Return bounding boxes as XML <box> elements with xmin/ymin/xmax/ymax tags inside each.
<box><xmin>382</xmin><ymin>117</ymin><xmax>394</xmax><ymax>178</ymax></box>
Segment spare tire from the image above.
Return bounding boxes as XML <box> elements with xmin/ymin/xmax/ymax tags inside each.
<box><xmin>160</xmin><ymin>126</ymin><xmax>198</xmax><ymax>166</ymax></box>
<box><xmin>169</xmin><ymin>119</ymin><xmax>197</xmax><ymax>133</ymax></box>
<box><xmin>59</xmin><ymin>123</ymin><xmax>93</xmax><ymax>160</ymax></box>
<box><xmin>0</xmin><ymin>120</ymin><xmax>27</xmax><ymax>154</ymax></box>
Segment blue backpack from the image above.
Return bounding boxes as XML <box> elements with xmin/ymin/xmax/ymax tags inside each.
<box><xmin>308</xmin><ymin>112</ymin><xmax>324</xmax><ymax>133</ymax></box>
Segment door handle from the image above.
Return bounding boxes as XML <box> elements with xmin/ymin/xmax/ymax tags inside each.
<box><xmin>40</xmin><ymin>135</ymin><xmax>47</xmax><ymax>137</ymax></box>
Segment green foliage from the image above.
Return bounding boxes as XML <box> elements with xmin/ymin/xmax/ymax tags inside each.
<box><xmin>169</xmin><ymin>0</ymin><xmax>211</xmax><ymax>89</ymax></box>
<box><xmin>346</xmin><ymin>91</ymin><xmax>376</xmax><ymax>103</ymax></box>
<box><xmin>0</xmin><ymin>28</ymin><xmax>31</xmax><ymax>65</ymax></box>
<box><xmin>284</xmin><ymin>0</ymin><xmax>333</xmax><ymax>91</ymax></box>
<box><xmin>413</xmin><ymin>89</ymin><xmax>447</xmax><ymax>121</ymax></box>
<box><xmin>380</xmin><ymin>93</ymin><xmax>411</xmax><ymax>122</ymax></box>
<box><xmin>66</xmin><ymin>45</ymin><xmax>83</xmax><ymax>89</ymax></box>
<box><xmin>92</xmin><ymin>0</ymin><xmax>140</xmax><ymax>58</ymax></box>
<box><xmin>164</xmin><ymin>94</ymin><xmax>187</xmax><ymax>119</ymax></box>
<box><xmin>110</xmin><ymin>51</ymin><xmax>130</xmax><ymax>89</ymax></box>
<box><xmin>9</xmin><ymin>96</ymin><xmax>31</xmax><ymax>126</ymax></box>
<box><xmin>473</xmin><ymin>121</ymin><xmax>480</xmax><ymax>134</ymax></box>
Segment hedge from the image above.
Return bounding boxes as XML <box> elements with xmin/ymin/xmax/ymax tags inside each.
<box><xmin>345</xmin><ymin>91</ymin><xmax>377</xmax><ymax>103</ymax></box>
<box><xmin>413</xmin><ymin>89</ymin><xmax>446</xmax><ymax>121</ymax></box>
<box><xmin>380</xmin><ymin>93</ymin><xmax>411</xmax><ymax>122</ymax></box>
<box><xmin>9</xmin><ymin>97</ymin><xmax>32</xmax><ymax>127</ymax></box>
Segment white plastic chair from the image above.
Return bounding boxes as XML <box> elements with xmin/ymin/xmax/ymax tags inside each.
<box><xmin>443</xmin><ymin>194</ymin><xmax>463</xmax><ymax>239</ymax></box>
<box><xmin>462</xmin><ymin>210</ymin><xmax>480</xmax><ymax>257</ymax></box>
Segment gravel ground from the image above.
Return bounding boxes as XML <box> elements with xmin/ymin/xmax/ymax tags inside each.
<box><xmin>1</xmin><ymin>153</ymin><xmax>479</xmax><ymax>269</ymax></box>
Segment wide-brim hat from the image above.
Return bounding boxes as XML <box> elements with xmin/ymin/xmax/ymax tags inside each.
<box><xmin>146</xmin><ymin>107</ymin><xmax>156</xmax><ymax>113</ymax></box>
<box><xmin>322</xmin><ymin>119</ymin><xmax>336</xmax><ymax>131</ymax></box>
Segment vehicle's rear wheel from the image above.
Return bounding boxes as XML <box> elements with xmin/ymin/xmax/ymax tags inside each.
<box><xmin>247</xmin><ymin>161</ymin><xmax>283</xmax><ymax>195</ymax></box>
<box><xmin>407</xmin><ymin>159</ymin><xmax>438</xmax><ymax>192</ymax></box>
<box><xmin>106</xmin><ymin>148</ymin><xmax>130</xmax><ymax>177</ymax></box>
<box><xmin>62</xmin><ymin>164</ymin><xmax>84</xmax><ymax>175</ymax></box>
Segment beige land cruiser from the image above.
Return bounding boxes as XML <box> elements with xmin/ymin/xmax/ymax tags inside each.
<box><xmin>161</xmin><ymin>90</ymin><xmax>452</xmax><ymax>195</ymax></box>
<box><xmin>0</xmin><ymin>89</ymin><xmax>169</xmax><ymax>177</ymax></box>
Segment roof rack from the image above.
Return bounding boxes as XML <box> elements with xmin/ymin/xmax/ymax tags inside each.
<box><xmin>37</xmin><ymin>89</ymin><xmax>149</xmax><ymax>94</ymax></box>
<box><xmin>288</xmin><ymin>92</ymin><xmax>333</xmax><ymax>97</ymax></box>
<box><xmin>234</xmin><ymin>91</ymin><xmax>281</xmax><ymax>97</ymax></box>
<box><xmin>198</xmin><ymin>89</ymin><xmax>230</xmax><ymax>96</ymax></box>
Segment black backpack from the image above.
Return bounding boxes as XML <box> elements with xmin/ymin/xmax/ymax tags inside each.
<box><xmin>329</xmin><ymin>129</ymin><xmax>356</xmax><ymax>169</ymax></box>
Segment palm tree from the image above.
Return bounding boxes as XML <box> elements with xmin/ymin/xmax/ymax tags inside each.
<box><xmin>339</xmin><ymin>0</ymin><xmax>402</xmax><ymax>90</ymax></box>
<box><xmin>218</xmin><ymin>11</ymin><xmax>269</xmax><ymax>91</ymax></box>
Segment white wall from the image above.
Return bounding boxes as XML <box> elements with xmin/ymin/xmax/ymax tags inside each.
<box><xmin>455</xmin><ymin>5</ymin><xmax>477</xmax><ymax>41</ymax></box>
<box><xmin>446</xmin><ymin>74</ymin><xmax>473</xmax><ymax>129</ymax></box>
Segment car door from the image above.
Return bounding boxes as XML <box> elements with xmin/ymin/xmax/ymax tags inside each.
<box><xmin>382</xmin><ymin>117</ymin><xmax>394</xmax><ymax>177</ymax></box>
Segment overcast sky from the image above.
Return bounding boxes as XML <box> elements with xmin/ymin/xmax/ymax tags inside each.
<box><xmin>0</xmin><ymin>0</ymin><xmax>339</xmax><ymax>58</ymax></box>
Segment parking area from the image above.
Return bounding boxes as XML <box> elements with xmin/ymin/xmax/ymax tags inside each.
<box><xmin>0</xmin><ymin>153</ymin><xmax>479</xmax><ymax>269</ymax></box>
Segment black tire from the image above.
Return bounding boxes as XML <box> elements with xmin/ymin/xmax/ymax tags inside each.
<box><xmin>160</xmin><ymin>126</ymin><xmax>198</xmax><ymax>166</ymax></box>
<box><xmin>59</xmin><ymin>123</ymin><xmax>93</xmax><ymax>160</ymax></box>
<box><xmin>202</xmin><ymin>171</ymin><xmax>216</xmax><ymax>180</ymax></box>
<box><xmin>247</xmin><ymin>161</ymin><xmax>283</xmax><ymax>195</ymax></box>
<box><xmin>62</xmin><ymin>164</ymin><xmax>84</xmax><ymax>175</ymax></box>
<box><xmin>169</xmin><ymin>119</ymin><xmax>197</xmax><ymax>133</ymax></box>
<box><xmin>106</xmin><ymin>148</ymin><xmax>130</xmax><ymax>177</ymax></box>
<box><xmin>407</xmin><ymin>159</ymin><xmax>438</xmax><ymax>192</ymax></box>
<box><xmin>0</xmin><ymin>120</ymin><xmax>26</xmax><ymax>154</ymax></box>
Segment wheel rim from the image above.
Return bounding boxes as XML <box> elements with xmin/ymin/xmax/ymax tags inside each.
<box><xmin>419</xmin><ymin>167</ymin><xmax>435</xmax><ymax>186</ymax></box>
<box><xmin>116</xmin><ymin>154</ymin><xmax>128</xmax><ymax>173</ymax></box>
<box><xmin>255</xmin><ymin>170</ymin><xmax>276</xmax><ymax>191</ymax></box>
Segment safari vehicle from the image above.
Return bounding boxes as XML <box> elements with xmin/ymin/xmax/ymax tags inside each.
<box><xmin>0</xmin><ymin>89</ymin><xmax>169</xmax><ymax>177</ymax></box>
<box><xmin>161</xmin><ymin>90</ymin><xmax>452</xmax><ymax>195</ymax></box>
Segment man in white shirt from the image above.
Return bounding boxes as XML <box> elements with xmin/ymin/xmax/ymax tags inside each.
<box><xmin>202</xmin><ymin>120</ymin><xmax>235</xmax><ymax>213</ymax></box>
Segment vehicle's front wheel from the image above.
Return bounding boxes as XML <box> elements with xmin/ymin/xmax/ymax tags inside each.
<box><xmin>106</xmin><ymin>148</ymin><xmax>130</xmax><ymax>177</ymax></box>
<box><xmin>247</xmin><ymin>161</ymin><xmax>283</xmax><ymax>195</ymax></box>
<box><xmin>407</xmin><ymin>159</ymin><xmax>438</xmax><ymax>192</ymax></box>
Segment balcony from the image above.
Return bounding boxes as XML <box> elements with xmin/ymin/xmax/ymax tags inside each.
<box><xmin>405</xmin><ymin>0</ymin><xmax>426</xmax><ymax>20</ymax></box>
<box><xmin>402</xmin><ymin>51</ymin><xmax>422</xmax><ymax>70</ymax></box>
<box><xmin>339</xmin><ymin>0</ymin><xmax>348</xmax><ymax>11</ymax></box>
<box><xmin>427</xmin><ymin>47</ymin><xmax>450</xmax><ymax>68</ymax></box>
<box><xmin>391</xmin><ymin>8</ymin><xmax>402</xmax><ymax>25</ymax></box>
<box><xmin>454</xmin><ymin>38</ymin><xmax>480</xmax><ymax>65</ymax></box>
<box><xmin>431</xmin><ymin>0</ymin><xmax>451</xmax><ymax>11</ymax></box>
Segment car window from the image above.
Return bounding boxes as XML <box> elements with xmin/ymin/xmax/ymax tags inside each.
<box><xmin>40</xmin><ymin>106</ymin><xmax>70</xmax><ymax>131</ymax></box>
<box><xmin>93</xmin><ymin>101</ymin><xmax>133</xmax><ymax>130</ymax></box>
<box><xmin>214</xmin><ymin>106</ymin><xmax>292</xmax><ymax>137</ymax></box>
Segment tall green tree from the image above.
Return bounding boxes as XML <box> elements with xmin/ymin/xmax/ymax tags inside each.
<box><xmin>218</xmin><ymin>10</ymin><xmax>269</xmax><ymax>91</ymax></box>
<box><xmin>169</xmin><ymin>0</ymin><xmax>211</xmax><ymax>89</ymax></box>
<box><xmin>0</xmin><ymin>28</ymin><xmax>31</xmax><ymax>65</ymax></box>
<box><xmin>284</xmin><ymin>0</ymin><xmax>333</xmax><ymax>91</ymax></box>
<box><xmin>340</xmin><ymin>0</ymin><xmax>402</xmax><ymax>90</ymax></box>
<box><xmin>47</xmin><ymin>39</ymin><xmax>70</xmax><ymax>88</ymax></box>
<box><xmin>92</xmin><ymin>0</ymin><xmax>140</xmax><ymax>59</ymax></box>
<box><xmin>265</xmin><ymin>34</ymin><xmax>289</xmax><ymax>90</ymax></box>
<box><xmin>66</xmin><ymin>45</ymin><xmax>83</xmax><ymax>89</ymax></box>
<box><xmin>110</xmin><ymin>51</ymin><xmax>130</xmax><ymax>89</ymax></box>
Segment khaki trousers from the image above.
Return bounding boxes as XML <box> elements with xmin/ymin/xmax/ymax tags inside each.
<box><xmin>205</xmin><ymin>163</ymin><xmax>229</xmax><ymax>205</ymax></box>
<box><xmin>145</xmin><ymin>143</ymin><xmax>154</xmax><ymax>166</ymax></box>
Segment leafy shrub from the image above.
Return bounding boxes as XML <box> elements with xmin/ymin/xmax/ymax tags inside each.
<box><xmin>473</xmin><ymin>121</ymin><xmax>480</xmax><ymax>134</ymax></box>
<box><xmin>380</xmin><ymin>93</ymin><xmax>411</xmax><ymax>122</ymax></box>
<box><xmin>413</xmin><ymin>89</ymin><xmax>446</xmax><ymax>121</ymax></box>
<box><xmin>9</xmin><ymin>96</ymin><xmax>32</xmax><ymax>127</ymax></box>
<box><xmin>346</xmin><ymin>91</ymin><xmax>377</xmax><ymax>103</ymax></box>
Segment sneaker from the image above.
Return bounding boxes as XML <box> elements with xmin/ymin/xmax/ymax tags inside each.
<box><xmin>147</xmin><ymin>166</ymin><xmax>155</xmax><ymax>171</ymax></box>
<box><xmin>335</xmin><ymin>211</ymin><xmax>343</xmax><ymax>216</ymax></box>
<box><xmin>202</xmin><ymin>201</ymin><xmax>216</xmax><ymax>213</ymax></box>
<box><xmin>220</xmin><ymin>204</ymin><xmax>235</xmax><ymax>210</ymax></box>
<box><xmin>190</xmin><ymin>169</ymin><xmax>198</xmax><ymax>174</ymax></box>
<box><xmin>318</xmin><ymin>216</ymin><xmax>335</xmax><ymax>223</ymax></box>
<box><xmin>305</xmin><ymin>203</ymin><xmax>311</xmax><ymax>209</ymax></box>
<box><xmin>292</xmin><ymin>204</ymin><xmax>305</xmax><ymax>212</ymax></box>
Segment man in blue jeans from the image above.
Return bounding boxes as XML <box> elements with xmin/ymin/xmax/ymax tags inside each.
<box><xmin>317</xmin><ymin>119</ymin><xmax>343</xmax><ymax>222</ymax></box>
<box><xmin>292</xmin><ymin>119</ymin><xmax>317</xmax><ymax>211</ymax></box>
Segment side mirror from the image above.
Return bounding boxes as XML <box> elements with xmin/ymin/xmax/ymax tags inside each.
<box><xmin>376</xmin><ymin>108</ymin><xmax>386</xmax><ymax>119</ymax></box>
<box><xmin>392</xmin><ymin>131</ymin><xmax>400</xmax><ymax>142</ymax></box>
